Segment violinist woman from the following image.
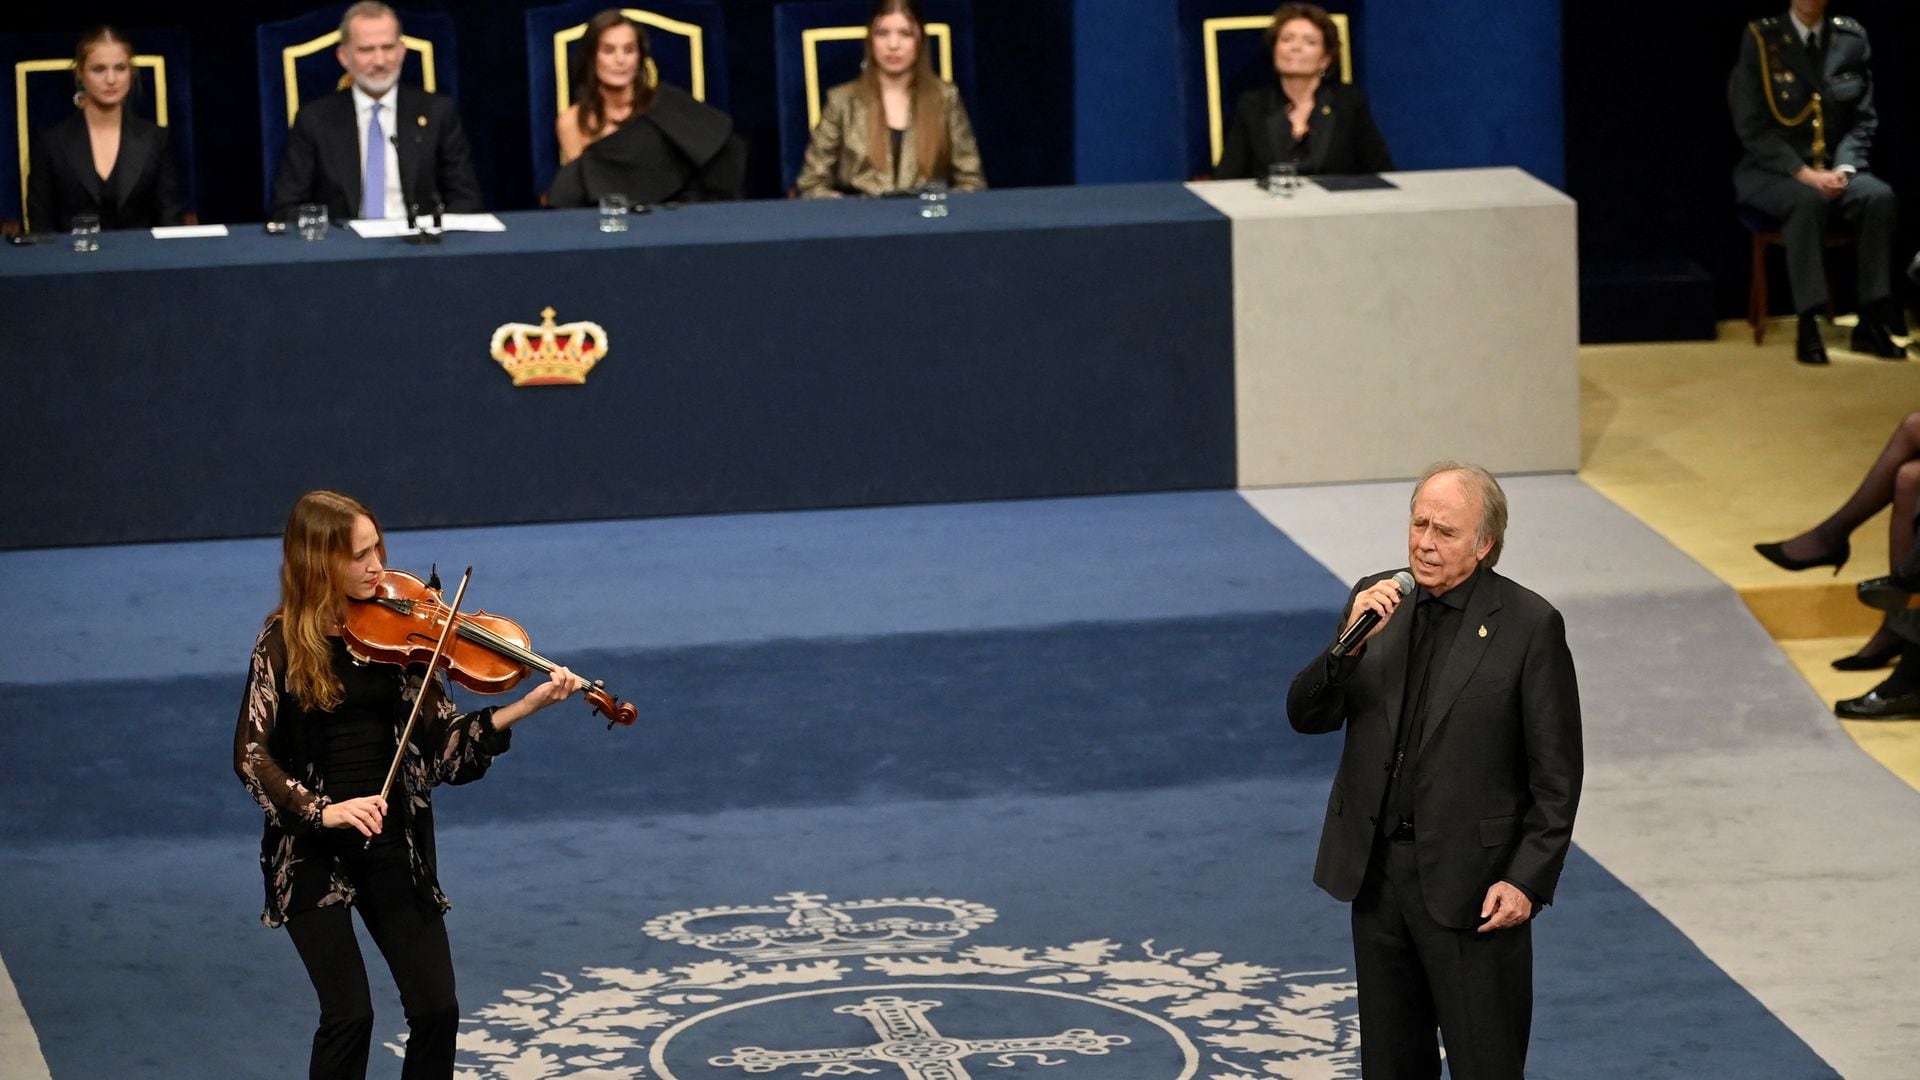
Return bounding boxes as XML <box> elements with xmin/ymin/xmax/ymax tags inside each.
<box><xmin>233</xmin><ymin>490</ymin><xmax>582</xmax><ymax>1079</ymax></box>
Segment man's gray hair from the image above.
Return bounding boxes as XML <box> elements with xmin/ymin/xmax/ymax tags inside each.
<box><xmin>1411</xmin><ymin>461</ymin><xmax>1508</xmax><ymax>567</ymax></box>
<box><xmin>340</xmin><ymin>1</ymin><xmax>401</xmax><ymax>40</ymax></box>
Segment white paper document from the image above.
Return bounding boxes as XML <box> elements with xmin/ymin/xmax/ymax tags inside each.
<box><xmin>151</xmin><ymin>224</ymin><xmax>230</xmax><ymax>239</ymax></box>
<box><xmin>348</xmin><ymin>214</ymin><xmax>506</xmax><ymax>238</ymax></box>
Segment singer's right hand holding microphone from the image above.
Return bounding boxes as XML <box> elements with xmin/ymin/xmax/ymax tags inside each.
<box><xmin>1341</xmin><ymin>579</ymin><xmax>1407</xmax><ymax>652</ymax></box>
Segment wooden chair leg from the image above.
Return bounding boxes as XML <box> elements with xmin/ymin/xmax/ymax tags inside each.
<box><xmin>1750</xmin><ymin>233</ymin><xmax>1769</xmax><ymax>344</ymax></box>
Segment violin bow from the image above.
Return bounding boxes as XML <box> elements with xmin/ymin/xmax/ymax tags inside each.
<box><xmin>367</xmin><ymin>565</ymin><xmax>473</xmax><ymax>849</ymax></box>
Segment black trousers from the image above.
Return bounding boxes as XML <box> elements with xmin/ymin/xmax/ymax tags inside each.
<box><xmin>1351</xmin><ymin>837</ymin><xmax>1531</xmax><ymax>1080</ymax></box>
<box><xmin>283</xmin><ymin>843</ymin><xmax>459</xmax><ymax>1080</ymax></box>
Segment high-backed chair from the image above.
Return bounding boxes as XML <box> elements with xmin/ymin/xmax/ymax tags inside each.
<box><xmin>524</xmin><ymin>0</ymin><xmax>730</xmax><ymax>200</ymax></box>
<box><xmin>771</xmin><ymin>0</ymin><xmax>977</xmax><ymax>191</ymax></box>
<box><xmin>1177</xmin><ymin>0</ymin><xmax>1356</xmax><ymax>179</ymax></box>
<box><xmin>255</xmin><ymin>5</ymin><xmax>458</xmax><ymax>213</ymax></box>
<box><xmin>3</xmin><ymin>27</ymin><xmax>197</xmax><ymax>233</ymax></box>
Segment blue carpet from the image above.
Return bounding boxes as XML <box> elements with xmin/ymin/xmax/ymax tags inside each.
<box><xmin>0</xmin><ymin>493</ymin><xmax>1838</xmax><ymax>1077</ymax></box>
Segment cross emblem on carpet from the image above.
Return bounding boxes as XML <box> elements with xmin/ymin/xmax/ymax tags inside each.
<box><xmin>707</xmin><ymin>994</ymin><xmax>1130</xmax><ymax>1078</ymax></box>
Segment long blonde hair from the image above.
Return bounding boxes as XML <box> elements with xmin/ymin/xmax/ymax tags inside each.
<box><xmin>272</xmin><ymin>490</ymin><xmax>384</xmax><ymax>711</ymax></box>
<box><xmin>856</xmin><ymin>0</ymin><xmax>949</xmax><ymax>180</ymax></box>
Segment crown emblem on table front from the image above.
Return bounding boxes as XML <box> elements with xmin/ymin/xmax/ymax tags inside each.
<box><xmin>489</xmin><ymin>306</ymin><xmax>609</xmax><ymax>385</ymax></box>
<box><xmin>640</xmin><ymin>892</ymin><xmax>999</xmax><ymax>962</ymax></box>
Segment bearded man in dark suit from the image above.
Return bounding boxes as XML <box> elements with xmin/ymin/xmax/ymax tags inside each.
<box><xmin>268</xmin><ymin>1</ymin><xmax>481</xmax><ymax>223</ymax></box>
<box><xmin>1288</xmin><ymin>462</ymin><xmax>1583</xmax><ymax>1079</ymax></box>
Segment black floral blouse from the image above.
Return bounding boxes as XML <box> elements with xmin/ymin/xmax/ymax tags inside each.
<box><xmin>233</xmin><ymin>620</ymin><xmax>510</xmax><ymax>928</ymax></box>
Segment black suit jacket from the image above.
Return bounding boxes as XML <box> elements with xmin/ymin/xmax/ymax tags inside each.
<box><xmin>1216</xmin><ymin>80</ymin><xmax>1395</xmax><ymax>180</ymax></box>
<box><xmin>1287</xmin><ymin>568</ymin><xmax>1582</xmax><ymax>929</ymax></box>
<box><xmin>27</xmin><ymin>109</ymin><xmax>184</xmax><ymax>233</ymax></box>
<box><xmin>269</xmin><ymin>85</ymin><xmax>482</xmax><ymax>221</ymax></box>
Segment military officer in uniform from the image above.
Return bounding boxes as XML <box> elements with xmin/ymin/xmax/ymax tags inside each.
<box><xmin>1731</xmin><ymin>0</ymin><xmax>1906</xmax><ymax>366</ymax></box>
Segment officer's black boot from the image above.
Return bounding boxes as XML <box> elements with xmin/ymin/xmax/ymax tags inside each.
<box><xmin>1797</xmin><ymin>311</ymin><xmax>1830</xmax><ymax>365</ymax></box>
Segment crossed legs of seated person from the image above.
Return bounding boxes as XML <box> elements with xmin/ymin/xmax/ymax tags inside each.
<box><xmin>1756</xmin><ymin>412</ymin><xmax>1920</xmax><ymax>668</ymax></box>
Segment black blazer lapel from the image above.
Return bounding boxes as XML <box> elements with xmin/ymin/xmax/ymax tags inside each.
<box><xmin>322</xmin><ymin>94</ymin><xmax>363</xmax><ymax>215</ymax></box>
<box><xmin>1300</xmin><ymin>83</ymin><xmax>1339</xmax><ymax>174</ymax></box>
<box><xmin>107</xmin><ymin>114</ymin><xmax>155</xmax><ymax>217</ymax></box>
<box><xmin>56</xmin><ymin>115</ymin><xmax>105</xmax><ymax>206</ymax></box>
<box><xmin>1418</xmin><ymin>572</ymin><xmax>1504</xmax><ymax>752</ymax></box>
<box><xmin>394</xmin><ymin>86</ymin><xmax>425</xmax><ymax>209</ymax></box>
<box><xmin>1372</xmin><ymin>584</ymin><xmax>1415</xmax><ymax>744</ymax></box>
<box><xmin>1261</xmin><ymin>95</ymin><xmax>1297</xmax><ymax>169</ymax></box>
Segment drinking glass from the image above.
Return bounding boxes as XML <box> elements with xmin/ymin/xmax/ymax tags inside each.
<box><xmin>1267</xmin><ymin>162</ymin><xmax>1299</xmax><ymax>199</ymax></box>
<box><xmin>296</xmin><ymin>204</ymin><xmax>329</xmax><ymax>241</ymax></box>
<box><xmin>599</xmin><ymin>193</ymin><xmax>630</xmax><ymax>233</ymax></box>
<box><xmin>70</xmin><ymin>213</ymin><xmax>101</xmax><ymax>252</ymax></box>
<box><xmin>918</xmin><ymin>180</ymin><xmax>949</xmax><ymax>219</ymax></box>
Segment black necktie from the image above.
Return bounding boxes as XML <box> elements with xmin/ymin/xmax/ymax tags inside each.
<box><xmin>1808</xmin><ymin>31</ymin><xmax>1827</xmax><ymax>78</ymax></box>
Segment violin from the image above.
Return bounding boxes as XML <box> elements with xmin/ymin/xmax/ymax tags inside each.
<box><xmin>343</xmin><ymin>568</ymin><xmax>638</xmax><ymax>728</ymax></box>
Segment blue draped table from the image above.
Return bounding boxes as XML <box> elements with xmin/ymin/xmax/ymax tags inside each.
<box><xmin>0</xmin><ymin>184</ymin><xmax>1234</xmax><ymax>547</ymax></box>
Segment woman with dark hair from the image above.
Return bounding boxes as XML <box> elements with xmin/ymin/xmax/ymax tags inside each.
<box><xmin>547</xmin><ymin>8</ymin><xmax>744</xmax><ymax>205</ymax></box>
<box><xmin>1214</xmin><ymin>2</ymin><xmax>1394</xmax><ymax>180</ymax></box>
<box><xmin>26</xmin><ymin>25</ymin><xmax>184</xmax><ymax>232</ymax></box>
<box><xmin>795</xmin><ymin>0</ymin><xmax>984</xmax><ymax>197</ymax></box>
<box><xmin>235</xmin><ymin>490</ymin><xmax>584</xmax><ymax>1079</ymax></box>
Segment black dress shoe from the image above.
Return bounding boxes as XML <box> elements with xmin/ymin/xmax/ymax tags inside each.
<box><xmin>1796</xmin><ymin>314</ymin><xmax>1829</xmax><ymax>365</ymax></box>
<box><xmin>1850</xmin><ymin>321</ymin><xmax>1911</xmax><ymax>360</ymax></box>
<box><xmin>1856</xmin><ymin>575</ymin><xmax>1917</xmax><ymax>612</ymax></box>
<box><xmin>1754</xmin><ymin>538</ymin><xmax>1849</xmax><ymax>574</ymax></box>
<box><xmin>1835</xmin><ymin>689</ymin><xmax>1920</xmax><ymax>720</ymax></box>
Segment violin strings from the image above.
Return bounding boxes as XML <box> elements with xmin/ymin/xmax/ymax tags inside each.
<box><xmin>454</xmin><ymin>617</ymin><xmax>555</xmax><ymax>673</ymax></box>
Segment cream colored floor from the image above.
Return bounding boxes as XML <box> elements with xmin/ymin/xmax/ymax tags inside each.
<box><xmin>1578</xmin><ymin>317</ymin><xmax>1920</xmax><ymax>791</ymax></box>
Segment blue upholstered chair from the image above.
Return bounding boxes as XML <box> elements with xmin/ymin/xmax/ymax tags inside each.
<box><xmin>255</xmin><ymin>5</ymin><xmax>458</xmax><ymax>213</ymax></box>
<box><xmin>524</xmin><ymin>0</ymin><xmax>730</xmax><ymax>201</ymax></box>
<box><xmin>2</xmin><ymin>28</ymin><xmax>197</xmax><ymax>233</ymax></box>
<box><xmin>1176</xmin><ymin>0</ymin><xmax>1357</xmax><ymax>178</ymax></box>
<box><xmin>771</xmin><ymin>0</ymin><xmax>977</xmax><ymax>190</ymax></box>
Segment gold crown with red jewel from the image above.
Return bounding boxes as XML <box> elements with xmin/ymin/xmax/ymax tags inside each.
<box><xmin>489</xmin><ymin>307</ymin><xmax>609</xmax><ymax>386</ymax></box>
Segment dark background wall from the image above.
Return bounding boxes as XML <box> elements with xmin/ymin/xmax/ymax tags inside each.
<box><xmin>1565</xmin><ymin>0</ymin><xmax>1919</xmax><ymax>323</ymax></box>
<box><xmin>12</xmin><ymin>1</ymin><xmax>1919</xmax><ymax>324</ymax></box>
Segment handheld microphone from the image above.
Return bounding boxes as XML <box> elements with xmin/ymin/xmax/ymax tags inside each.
<box><xmin>1329</xmin><ymin>571</ymin><xmax>1415</xmax><ymax>658</ymax></box>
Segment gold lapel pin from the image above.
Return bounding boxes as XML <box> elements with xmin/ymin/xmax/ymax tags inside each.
<box><xmin>416</xmin><ymin>115</ymin><xmax>427</xmax><ymax>127</ymax></box>
<box><xmin>1478</xmin><ymin>625</ymin><xmax>1488</xmax><ymax>638</ymax></box>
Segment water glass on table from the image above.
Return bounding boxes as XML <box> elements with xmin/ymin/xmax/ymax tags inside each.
<box><xmin>70</xmin><ymin>213</ymin><xmax>100</xmax><ymax>253</ymax></box>
<box><xmin>919</xmin><ymin>180</ymin><xmax>949</xmax><ymax>219</ymax></box>
<box><xmin>296</xmin><ymin>204</ymin><xmax>329</xmax><ymax>241</ymax></box>
<box><xmin>599</xmin><ymin>193</ymin><xmax>630</xmax><ymax>233</ymax></box>
<box><xmin>1266</xmin><ymin>162</ymin><xmax>1299</xmax><ymax>198</ymax></box>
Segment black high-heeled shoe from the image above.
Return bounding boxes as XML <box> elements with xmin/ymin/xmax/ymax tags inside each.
<box><xmin>1833</xmin><ymin>644</ymin><xmax>1901</xmax><ymax>671</ymax></box>
<box><xmin>1754</xmin><ymin>539</ymin><xmax>1849</xmax><ymax>575</ymax></box>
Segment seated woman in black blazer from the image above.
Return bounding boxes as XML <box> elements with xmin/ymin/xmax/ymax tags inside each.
<box><xmin>27</xmin><ymin>26</ymin><xmax>184</xmax><ymax>233</ymax></box>
<box><xmin>1215</xmin><ymin>3</ymin><xmax>1394</xmax><ymax>180</ymax></box>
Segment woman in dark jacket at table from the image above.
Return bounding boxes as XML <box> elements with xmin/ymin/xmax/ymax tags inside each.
<box><xmin>27</xmin><ymin>26</ymin><xmax>184</xmax><ymax>233</ymax></box>
<box><xmin>546</xmin><ymin>9</ymin><xmax>745</xmax><ymax>206</ymax></box>
<box><xmin>1214</xmin><ymin>3</ymin><xmax>1394</xmax><ymax>180</ymax></box>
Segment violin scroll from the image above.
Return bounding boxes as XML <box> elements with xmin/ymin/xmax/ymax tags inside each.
<box><xmin>584</xmin><ymin>681</ymin><xmax>639</xmax><ymax>729</ymax></box>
